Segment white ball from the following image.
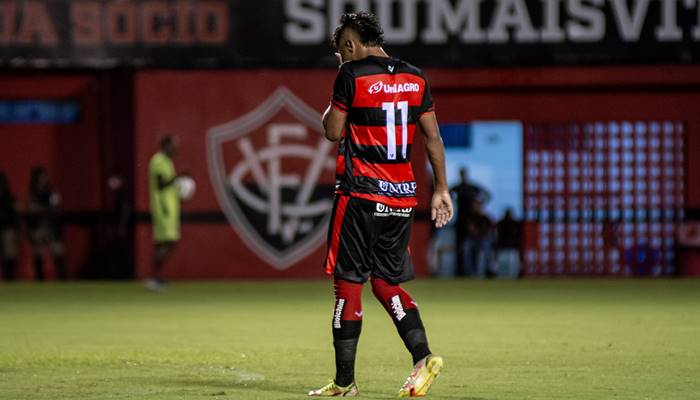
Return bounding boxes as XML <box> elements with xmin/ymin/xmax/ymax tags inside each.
<box><xmin>176</xmin><ymin>176</ymin><xmax>196</xmax><ymax>200</ymax></box>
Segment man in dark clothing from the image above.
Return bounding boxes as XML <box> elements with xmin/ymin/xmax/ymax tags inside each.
<box><xmin>470</xmin><ymin>205</ymin><xmax>496</xmax><ymax>278</ymax></box>
<box><xmin>0</xmin><ymin>172</ymin><xmax>19</xmax><ymax>281</ymax></box>
<box><xmin>450</xmin><ymin>167</ymin><xmax>490</xmax><ymax>276</ymax></box>
<box><xmin>496</xmin><ymin>208</ymin><xmax>522</xmax><ymax>278</ymax></box>
<box><xmin>27</xmin><ymin>167</ymin><xmax>66</xmax><ymax>280</ymax></box>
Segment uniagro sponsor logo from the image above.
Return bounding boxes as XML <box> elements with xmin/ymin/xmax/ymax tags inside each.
<box><xmin>368</xmin><ymin>81</ymin><xmax>420</xmax><ymax>94</ymax></box>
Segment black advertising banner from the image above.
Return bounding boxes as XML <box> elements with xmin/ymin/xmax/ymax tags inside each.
<box><xmin>1</xmin><ymin>0</ymin><xmax>700</xmax><ymax>69</ymax></box>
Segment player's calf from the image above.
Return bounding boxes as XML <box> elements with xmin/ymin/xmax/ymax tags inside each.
<box><xmin>370</xmin><ymin>277</ymin><xmax>432</xmax><ymax>364</ymax></box>
<box><xmin>332</xmin><ymin>279</ymin><xmax>363</xmax><ymax>387</ymax></box>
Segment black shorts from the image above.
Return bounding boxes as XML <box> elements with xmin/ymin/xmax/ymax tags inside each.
<box><xmin>324</xmin><ymin>195</ymin><xmax>415</xmax><ymax>284</ymax></box>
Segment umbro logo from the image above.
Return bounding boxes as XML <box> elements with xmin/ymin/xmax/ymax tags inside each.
<box><xmin>388</xmin><ymin>65</ymin><xmax>395</xmax><ymax>73</ymax></box>
<box><xmin>374</xmin><ymin>203</ymin><xmax>412</xmax><ymax>218</ymax></box>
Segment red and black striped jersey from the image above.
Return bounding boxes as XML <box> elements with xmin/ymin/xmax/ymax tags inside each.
<box><xmin>330</xmin><ymin>55</ymin><xmax>434</xmax><ymax>208</ymax></box>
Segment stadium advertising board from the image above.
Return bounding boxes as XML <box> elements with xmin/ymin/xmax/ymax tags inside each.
<box><xmin>1</xmin><ymin>0</ymin><xmax>699</xmax><ymax>68</ymax></box>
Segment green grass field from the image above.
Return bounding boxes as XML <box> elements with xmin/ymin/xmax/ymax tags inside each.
<box><xmin>1</xmin><ymin>279</ymin><xmax>699</xmax><ymax>399</ymax></box>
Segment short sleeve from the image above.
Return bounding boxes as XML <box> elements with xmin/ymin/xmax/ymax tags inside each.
<box><xmin>149</xmin><ymin>156</ymin><xmax>160</xmax><ymax>176</ymax></box>
<box><xmin>149</xmin><ymin>154</ymin><xmax>168</xmax><ymax>180</ymax></box>
<box><xmin>419</xmin><ymin>74</ymin><xmax>435</xmax><ymax>115</ymax></box>
<box><xmin>331</xmin><ymin>63</ymin><xmax>355</xmax><ymax>113</ymax></box>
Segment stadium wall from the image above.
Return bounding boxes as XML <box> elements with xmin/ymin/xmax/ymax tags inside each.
<box><xmin>131</xmin><ymin>66</ymin><xmax>700</xmax><ymax>280</ymax></box>
<box><xmin>0</xmin><ymin>75</ymin><xmax>102</xmax><ymax>278</ymax></box>
<box><xmin>2</xmin><ymin>65</ymin><xmax>700</xmax><ymax>280</ymax></box>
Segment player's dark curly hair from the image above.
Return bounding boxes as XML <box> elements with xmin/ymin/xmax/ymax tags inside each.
<box><xmin>332</xmin><ymin>11</ymin><xmax>384</xmax><ymax>50</ymax></box>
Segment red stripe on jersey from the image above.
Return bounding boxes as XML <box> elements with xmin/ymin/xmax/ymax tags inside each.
<box><xmin>336</xmin><ymin>155</ymin><xmax>346</xmax><ymax>176</ymax></box>
<box><xmin>351</xmin><ymin>158</ymin><xmax>415</xmax><ymax>182</ymax></box>
<box><xmin>331</xmin><ymin>100</ymin><xmax>348</xmax><ymax>113</ymax></box>
<box><xmin>350</xmin><ymin>124</ymin><xmax>416</xmax><ymax>147</ymax></box>
<box><xmin>353</xmin><ymin>73</ymin><xmax>426</xmax><ymax>108</ymax></box>
<box><xmin>325</xmin><ymin>196</ymin><xmax>351</xmax><ymax>275</ymax></box>
<box><xmin>352</xmin><ymin>193</ymin><xmax>418</xmax><ymax>208</ymax></box>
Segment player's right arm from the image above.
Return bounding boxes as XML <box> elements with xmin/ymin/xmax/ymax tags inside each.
<box><xmin>323</xmin><ymin>105</ymin><xmax>346</xmax><ymax>142</ymax></box>
<box><xmin>323</xmin><ymin>63</ymin><xmax>354</xmax><ymax>142</ymax></box>
<box><xmin>419</xmin><ymin>111</ymin><xmax>453</xmax><ymax>229</ymax></box>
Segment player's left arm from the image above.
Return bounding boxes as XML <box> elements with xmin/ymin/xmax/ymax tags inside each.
<box><xmin>322</xmin><ymin>105</ymin><xmax>346</xmax><ymax>142</ymax></box>
<box><xmin>157</xmin><ymin>174</ymin><xmax>177</xmax><ymax>190</ymax></box>
<box><xmin>152</xmin><ymin>158</ymin><xmax>178</xmax><ymax>190</ymax></box>
<box><xmin>419</xmin><ymin>111</ymin><xmax>453</xmax><ymax>229</ymax></box>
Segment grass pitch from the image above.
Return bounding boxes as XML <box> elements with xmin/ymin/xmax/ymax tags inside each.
<box><xmin>0</xmin><ymin>279</ymin><xmax>698</xmax><ymax>399</ymax></box>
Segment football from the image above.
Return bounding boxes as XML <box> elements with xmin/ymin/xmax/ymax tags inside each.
<box><xmin>175</xmin><ymin>175</ymin><xmax>196</xmax><ymax>200</ymax></box>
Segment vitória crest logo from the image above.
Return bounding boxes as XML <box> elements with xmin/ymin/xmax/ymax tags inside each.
<box><xmin>206</xmin><ymin>87</ymin><xmax>336</xmax><ymax>270</ymax></box>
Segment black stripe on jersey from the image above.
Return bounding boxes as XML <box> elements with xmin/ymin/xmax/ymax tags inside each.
<box><xmin>349</xmin><ymin>142</ymin><xmax>414</xmax><ymax>165</ymax></box>
<box><xmin>348</xmin><ymin>106</ymin><xmax>423</xmax><ymax>127</ymax></box>
<box><xmin>350</xmin><ymin>56</ymin><xmax>426</xmax><ymax>80</ymax></box>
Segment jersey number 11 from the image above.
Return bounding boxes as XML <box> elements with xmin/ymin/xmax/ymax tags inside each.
<box><xmin>381</xmin><ymin>101</ymin><xmax>408</xmax><ymax>161</ymax></box>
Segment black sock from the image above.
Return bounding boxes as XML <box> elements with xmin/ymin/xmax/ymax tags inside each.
<box><xmin>333</xmin><ymin>320</ymin><xmax>361</xmax><ymax>387</ymax></box>
<box><xmin>34</xmin><ymin>256</ymin><xmax>45</xmax><ymax>281</ymax></box>
<box><xmin>394</xmin><ymin>309</ymin><xmax>432</xmax><ymax>365</ymax></box>
<box><xmin>54</xmin><ymin>256</ymin><xmax>66</xmax><ymax>280</ymax></box>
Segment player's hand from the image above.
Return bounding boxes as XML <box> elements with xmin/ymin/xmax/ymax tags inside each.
<box><xmin>430</xmin><ymin>190</ymin><xmax>453</xmax><ymax>229</ymax></box>
<box><xmin>335</xmin><ymin>52</ymin><xmax>344</xmax><ymax>67</ymax></box>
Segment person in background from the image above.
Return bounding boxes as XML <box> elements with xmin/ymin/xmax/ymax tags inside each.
<box><xmin>107</xmin><ymin>175</ymin><xmax>132</xmax><ymax>277</ymax></box>
<box><xmin>0</xmin><ymin>172</ymin><xmax>19</xmax><ymax>281</ymax></box>
<box><xmin>496</xmin><ymin>208</ymin><xmax>522</xmax><ymax>279</ymax></box>
<box><xmin>450</xmin><ymin>167</ymin><xmax>490</xmax><ymax>277</ymax></box>
<box><xmin>27</xmin><ymin>166</ymin><xmax>66</xmax><ymax>280</ymax></box>
<box><xmin>147</xmin><ymin>135</ymin><xmax>181</xmax><ymax>292</ymax></box>
<box><xmin>469</xmin><ymin>201</ymin><xmax>496</xmax><ymax>278</ymax></box>
<box><xmin>85</xmin><ymin>174</ymin><xmax>133</xmax><ymax>279</ymax></box>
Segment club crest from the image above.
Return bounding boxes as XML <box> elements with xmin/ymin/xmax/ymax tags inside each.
<box><xmin>206</xmin><ymin>87</ymin><xmax>336</xmax><ymax>270</ymax></box>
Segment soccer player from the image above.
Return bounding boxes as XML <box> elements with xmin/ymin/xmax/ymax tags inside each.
<box><xmin>147</xmin><ymin>135</ymin><xmax>181</xmax><ymax>292</ymax></box>
<box><xmin>309</xmin><ymin>12</ymin><xmax>453</xmax><ymax>398</ymax></box>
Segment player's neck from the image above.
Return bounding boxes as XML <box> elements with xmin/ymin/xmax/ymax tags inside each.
<box><xmin>365</xmin><ymin>47</ymin><xmax>389</xmax><ymax>59</ymax></box>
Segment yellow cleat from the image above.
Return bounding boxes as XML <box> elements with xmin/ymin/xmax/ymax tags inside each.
<box><xmin>308</xmin><ymin>380</ymin><xmax>359</xmax><ymax>397</ymax></box>
<box><xmin>398</xmin><ymin>355</ymin><xmax>443</xmax><ymax>397</ymax></box>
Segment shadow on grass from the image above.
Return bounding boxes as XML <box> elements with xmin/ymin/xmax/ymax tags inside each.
<box><xmin>124</xmin><ymin>375</ymin><xmax>308</xmax><ymax>398</ymax></box>
<box><xmin>124</xmin><ymin>375</ymin><xmax>491</xmax><ymax>399</ymax></box>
